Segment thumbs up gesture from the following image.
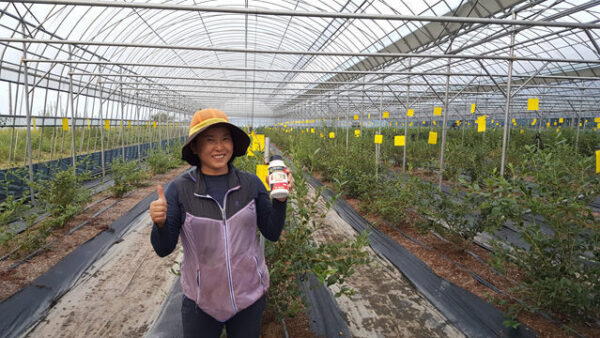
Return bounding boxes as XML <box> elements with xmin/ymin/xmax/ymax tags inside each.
<box><xmin>150</xmin><ymin>185</ymin><xmax>167</xmax><ymax>227</ymax></box>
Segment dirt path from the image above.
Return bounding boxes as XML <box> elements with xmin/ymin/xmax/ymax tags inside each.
<box><xmin>23</xmin><ymin>213</ymin><xmax>181</xmax><ymax>338</ymax></box>
<box><xmin>309</xmin><ymin>187</ymin><xmax>464</xmax><ymax>338</ymax></box>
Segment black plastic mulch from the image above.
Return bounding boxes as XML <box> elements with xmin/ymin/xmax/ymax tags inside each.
<box><xmin>308</xmin><ymin>175</ymin><xmax>537</xmax><ymax>338</ymax></box>
<box><xmin>0</xmin><ymin>181</ymin><xmax>176</xmax><ymax>338</ymax></box>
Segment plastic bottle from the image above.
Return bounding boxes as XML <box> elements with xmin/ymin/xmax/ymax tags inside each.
<box><xmin>268</xmin><ymin>155</ymin><xmax>289</xmax><ymax>199</ymax></box>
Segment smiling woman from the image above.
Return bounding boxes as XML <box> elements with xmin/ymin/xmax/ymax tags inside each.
<box><xmin>149</xmin><ymin>108</ymin><xmax>293</xmax><ymax>338</ymax></box>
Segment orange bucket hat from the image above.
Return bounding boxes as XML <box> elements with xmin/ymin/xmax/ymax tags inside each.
<box><xmin>181</xmin><ymin>108</ymin><xmax>250</xmax><ymax>166</ymax></box>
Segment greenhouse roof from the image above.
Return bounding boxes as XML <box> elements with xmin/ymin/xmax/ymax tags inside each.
<box><xmin>1</xmin><ymin>0</ymin><xmax>599</xmax><ymax>124</ymax></box>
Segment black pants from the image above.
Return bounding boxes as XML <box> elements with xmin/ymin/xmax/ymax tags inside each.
<box><xmin>181</xmin><ymin>295</ymin><xmax>266</xmax><ymax>338</ymax></box>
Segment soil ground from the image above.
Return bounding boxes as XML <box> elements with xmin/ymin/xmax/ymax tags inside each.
<box><xmin>0</xmin><ymin>166</ymin><xmax>190</xmax><ymax>303</ymax></box>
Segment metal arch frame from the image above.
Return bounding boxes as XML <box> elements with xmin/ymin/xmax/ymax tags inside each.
<box><xmin>0</xmin><ymin>0</ymin><xmax>599</xmax><ymax>180</ymax></box>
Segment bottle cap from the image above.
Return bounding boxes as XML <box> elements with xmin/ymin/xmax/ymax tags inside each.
<box><xmin>269</xmin><ymin>155</ymin><xmax>283</xmax><ymax>162</ymax></box>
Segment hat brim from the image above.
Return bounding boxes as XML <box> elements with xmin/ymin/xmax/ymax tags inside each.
<box><xmin>181</xmin><ymin>122</ymin><xmax>250</xmax><ymax>166</ymax></box>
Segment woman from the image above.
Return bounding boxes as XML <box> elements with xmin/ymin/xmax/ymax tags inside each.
<box><xmin>149</xmin><ymin>108</ymin><xmax>292</xmax><ymax>337</ymax></box>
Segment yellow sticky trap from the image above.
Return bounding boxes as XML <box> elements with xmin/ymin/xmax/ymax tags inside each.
<box><xmin>559</xmin><ymin>118</ymin><xmax>564</xmax><ymax>123</ymax></box>
<box><xmin>147</xmin><ymin>121</ymin><xmax>150</xmax><ymax>127</ymax></box>
<box><xmin>422</xmin><ymin>121</ymin><xmax>426</xmax><ymax>125</ymax></box>
<box><xmin>531</xmin><ymin>118</ymin><xmax>537</xmax><ymax>126</ymax></box>
<box><xmin>527</xmin><ymin>98</ymin><xmax>539</xmax><ymax>111</ymax></box>
<box><xmin>477</xmin><ymin>116</ymin><xmax>486</xmax><ymax>132</ymax></box>
<box><xmin>247</xmin><ymin>148</ymin><xmax>255</xmax><ymax>157</ymax></box>
<box><xmin>354</xmin><ymin>129</ymin><xmax>360</xmax><ymax>137</ymax></box>
<box><xmin>32</xmin><ymin>117</ymin><xmax>36</xmax><ymax>131</ymax></box>
<box><xmin>252</xmin><ymin>134</ymin><xmax>265</xmax><ymax>151</ymax></box>
<box><xmin>128</xmin><ymin>120</ymin><xmax>132</xmax><ymax>128</ymax></box>
<box><xmin>456</xmin><ymin>120</ymin><xmax>461</xmax><ymax>126</ymax></box>
<box><xmin>395</xmin><ymin>122</ymin><xmax>398</xmax><ymax>126</ymax></box>
<box><xmin>546</xmin><ymin>122</ymin><xmax>550</xmax><ymax>127</ymax></box>
<box><xmin>256</xmin><ymin>164</ymin><xmax>269</xmax><ymax>190</ymax></box>
<box><xmin>597</xmin><ymin>122</ymin><xmax>600</xmax><ymax>129</ymax></box>
<box><xmin>409</xmin><ymin>122</ymin><xmax>413</xmax><ymax>127</ymax></box>
<box><xmin>434</xmin><ymin>107</ymin><xmax>442</xmax><ymax>116</ymax></box>
<box><xmin>553</xmin><ymin>122</ymin><xmax>557</xmax><ymax>126</ymax></box>
<box><xmin>470</xmin><ymin>104</ymin><xmax>476</xmax><ymax>113</ymax></box>
<box><xmin>320</xmin><ymin>133</ymin><xmax>324</xmax><ymax>138</ymax></box>
<box><xmin>594</xmin><ymin>117</ymin><xmax>600</xmax><ymax>123</ymax></box>
<box><xmin>368</xmin><ymin>113</ymin><xmax>371</xmax><ymax>119</ymax></box>
<box><xmin>153</xmin><ymin>121</ymin><xmax>157</xmax><ymax>128</ymax></box>
<box><xmin>383</xmin><ymin>111</ymin><xmax>389</xmax><ymax>118</ymax></box>
<box><xmin>87</xmin><ymin>119</ymin><xmax>91</xmax><ymax>130</ymax></box>
<box><xmin>596</xmin><ymin>150</ymin><xmax>600</xmax><ymax>173</ymax></box>
<box><xmin>394</xmin><ymin>135</ymin><xmax>405</xmax><ymax>146</ymax></box>
<box><xmin>354</xmin><ymin>115</ymin><xmax>359</xmax><ymax>120</ymax></box>
<box><xmin>432</xmin><ymin>120</ymin><xmax>437</xmax><ymax>126</ymax></box>
<box><xmin>428</xmin><ymin>131</ymin><xmax>438</xmax><ymax>144</ymax></box>
<box><xmin>520</xmin><ymin>129</ymin><xmax>524</xmax><ymax>134</ymax></box>
<box><xmin>374</xmin><ymin>134</ymin><xmax>383</xmax><ymax>144</ymax></box>
<box><xmin>512</xmin><ymin>118</ymin><xmax>516</xmax><ymax>123</ymax></box>
<box><xmin>62</xmin><ymin>118</ymin><xmax>69</xmax><ymax>131</ymax></box>
<box><xmin>407</xmin><ymin>109</ymin><xmax>414</xmax><ymax>117</ymax></box>
<box><xmin>329</xmin><ymin>132</ymin><xmax>335</xmax><ymax>139</ymax></box>
<box><xmin>311</xmin><ymin>128</ymin><xmax>315</xmax><ymax>134</ymax></box>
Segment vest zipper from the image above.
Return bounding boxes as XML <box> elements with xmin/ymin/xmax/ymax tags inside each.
<box><xmin>194</xmin><ymin>185</ymin><xmax>241</xmax><ymax>315</ymax></box>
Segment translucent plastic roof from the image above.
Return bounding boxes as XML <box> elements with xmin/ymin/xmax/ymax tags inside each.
<box><xmin>1</xmin><ymin>0</ymin><xmax>599</xmax><ymax>124</ymax></box>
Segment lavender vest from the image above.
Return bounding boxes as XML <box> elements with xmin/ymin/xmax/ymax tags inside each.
<box><xmin>174</xmin><ymin>168</ymin><xmax>269</xmax><ymax>322</ymax></box>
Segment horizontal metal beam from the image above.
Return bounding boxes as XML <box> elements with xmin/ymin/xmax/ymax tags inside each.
<box><xmin>4</xmin><ymin>0</ymin><xmax>600</xmax><ymax>29</ymax></box>
<box><xmin>63</xmin><ymin>69</ymin><xmax>600</xmax><ymax>81</ymax></box>
<box><xmin>8</xmin><ymin>39</ymin><xmax>600</xmax><ymax>64</ymax></box>
<box><xmin>109</xmin><ymin>81</ymin><xmax>600</xmax><ymax>92</ymax></box>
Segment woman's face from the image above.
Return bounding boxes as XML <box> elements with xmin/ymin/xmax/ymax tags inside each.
<box><xmin>191</xmin><ymin>125</ymin><xmax>233</xmax><ymax>175</ymax></box>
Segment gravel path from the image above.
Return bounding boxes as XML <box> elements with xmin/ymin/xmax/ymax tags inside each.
<box><xmin>309</xmin><ymin>187</ymin><xmax>464</xmax><ymax>338</ymax></box>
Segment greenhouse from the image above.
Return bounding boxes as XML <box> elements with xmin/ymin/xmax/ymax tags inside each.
<box><xmin>0</xmin><ymin>0</ymin><xmax>599</xmax><ymax>337</ymax></box>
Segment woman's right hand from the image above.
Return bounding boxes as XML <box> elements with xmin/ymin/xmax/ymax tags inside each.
<box><xmin>150</xmin><ymin>185</ymin><xmax>167</xmax><ymax>227</ymax></box>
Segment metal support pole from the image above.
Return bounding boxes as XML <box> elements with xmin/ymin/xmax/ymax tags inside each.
<box><xmin>8</xmin><ymin>83</ymin><xmax>15</xmax><ymax>164</ymax></box>
<box><xmin>345</xmin><ymin>103</ymin><xmax>349</xmax><ymax>151</ymax></box>
<box><xmin>98</xmin><ymin>80</ymin><xmax>106</xmax><ymax>177</ymax></box>
<box><xmin>120</xmin><ymin>73</ymin><xmax>125</xmax><ymax>161</ymax></box>
<box><xmin>136</xmin><ymin>90</ymin><xmax>142</xmax><ymax>161</ymax></box>
<box><xmin>403</xmin><ymin>59</ymin><xmax>411</xmax><ymax>174</ymax></box>
<box><xmin>68</xmin><ymin>71</ymin><xmax>77</xmax><ymax>167</ymax></box>
<box><xmin>264</xmin><ymin>137</ymin><xmax>270</xmax><ymax>164</ymax></box>
<box><xmin>575</xmin><ymin>90</ymin><xmax>583</xmax><ymax>152</ymax></box>
<box><xmin>376</xmin><ymin>74</ymin><xmax>384</xmax><ymax>178</ymax></box>
<box><xmin>500</xmin><ymin>14</ymin><xmax>516</xmax><ymax>178</ymax></box>
<box><xmin>438</xmin><ymin>59</ymin><xmax>451</xmax><ymax>190</ymax></box>
<box><xmin>21</xmin><ymin>40</ymin><xmax>35</xmax><ymax>203</ymax></box>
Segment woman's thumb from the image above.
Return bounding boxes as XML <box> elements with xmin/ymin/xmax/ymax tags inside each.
<box><xmin>157</xmin><ymin>185</ymin><xmax>166</xmax><ymax>200</ymax></box>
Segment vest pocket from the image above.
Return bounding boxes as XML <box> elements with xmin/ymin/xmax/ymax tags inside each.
<box><xmin>195</xmin><ymin>270</ymin><xmax>201</xmax><ymax>304</ymax></box>
<box><xmin>253</xmin><ymin>256</ymin><xmax>264</xmax><ymax>286</ymax></box>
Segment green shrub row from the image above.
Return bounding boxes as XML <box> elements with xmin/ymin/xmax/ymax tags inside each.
<box><xmin>265</xmin><ymin>126</ymin><xmax>600</xmax><ymax>326</ymax></box>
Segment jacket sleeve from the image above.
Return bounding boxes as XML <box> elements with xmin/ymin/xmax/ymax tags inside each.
<box><xmin>254</xmin><ymin>175</ymin><xmax>287</xmax><ymax>241</ymax></box>
<box><xmin>150</xmin><ymin>182</ymin><xmax>183</xmax><ymax>257</ymax></box>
